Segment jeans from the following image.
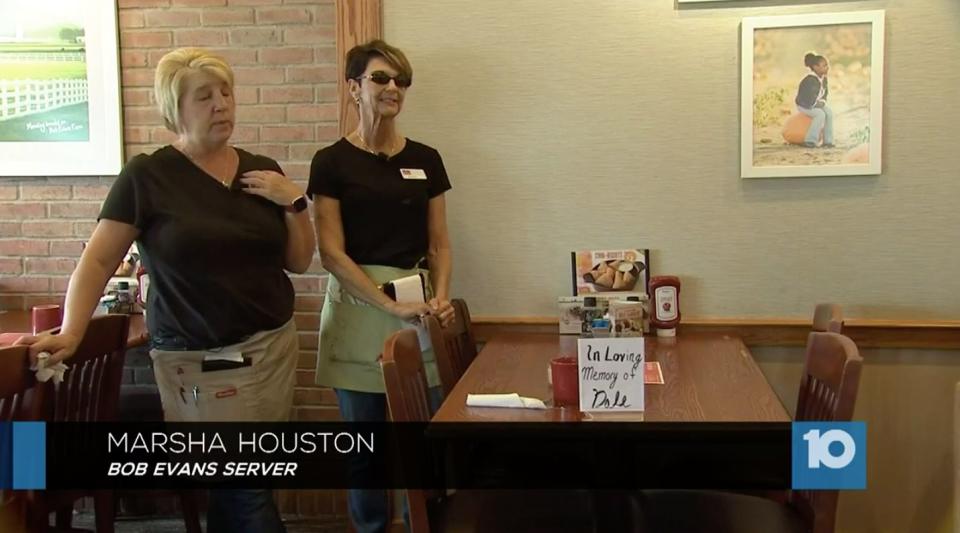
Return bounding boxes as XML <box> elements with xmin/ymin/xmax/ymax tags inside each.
<box><xmin>336</xmin><ymin>387</ymin><xmax>443</xmax><ymax>533</ymax></box>
<box><xmin>798</xmin><ymin>104</ymin><xmax>834</xmax><ymax>145</ymax></box>
<box><xmin>207</xmin><ymin>489</ymin><xmax>286</xmax><ymax>533</ymax></box>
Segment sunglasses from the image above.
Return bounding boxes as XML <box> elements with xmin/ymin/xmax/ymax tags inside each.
<box><xmin>356</xmin><ymin>71</ymin><xmax>412</xmax><ymax>88</ymax></box>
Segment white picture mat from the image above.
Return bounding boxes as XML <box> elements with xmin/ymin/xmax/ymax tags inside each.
<box><xmin>0</xmin><ymin>1</ymin><xmax>123</xmax><ymax>176</ymax></box>
<box><xmin>740</xmin><ymin>10</ymin><xmax>885</xmax><ymax>178</ymax></box>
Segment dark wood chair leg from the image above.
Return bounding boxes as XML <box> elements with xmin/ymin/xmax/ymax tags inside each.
<box><xmin>23</xmin><ymin>491</ymin><xmax>46</xmax><ymax>533</ymax></box>
<box><xmin>93</xmin><ymin>490</ymin><xmax>115</xmax><ymax>533</ymax></box>
<box><xmin>54</xmin><ymin>504</ymin><xmax>73</xmax><ymax>530</ymax></box>
<box><xmin>179</xmin><ymin>490</ymin><xmax>203</xmax><ymax>533</ymax></box>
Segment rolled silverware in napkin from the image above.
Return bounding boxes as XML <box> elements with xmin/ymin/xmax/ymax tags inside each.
<box><xmin>466</xmin><ymin>393</ymin><xmax>546</xmax><ymax>409</ymax></box>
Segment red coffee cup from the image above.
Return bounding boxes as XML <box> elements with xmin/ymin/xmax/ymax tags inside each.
<box><xmin>32</xmin><ymin>304</ymin><xmax>62</xmax><ymax>335</ymax></box>
<box><xmin>550</xmin><ymin>356</ymin><xmax>579</xmax><ymax>408</ymax></box>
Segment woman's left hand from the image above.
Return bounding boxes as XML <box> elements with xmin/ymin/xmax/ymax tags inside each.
<box><xmin>240</xmin><ymin>170</ymin><xmax>303</xmax><ymax>207</ymax></box>
<box><xmin>429</xmin><ymin>298</ymin><xmax>455</xmax><ymax>328</ymax></box>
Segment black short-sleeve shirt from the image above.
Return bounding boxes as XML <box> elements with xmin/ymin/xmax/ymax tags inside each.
<box><xmin>99</xmin><ymin>146</ymin><xmax>294</xmax><ymax>350</ymax></box>
<box><xmin>307</xmin><ymin>138</ymin><xmax>452</xmax><ymax>269</ymax></box>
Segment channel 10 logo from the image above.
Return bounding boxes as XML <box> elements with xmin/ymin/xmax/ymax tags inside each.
<box><xmin>792</xmin><ymin>422</ymin><xmax>866</xmax><ymax>489</ymax></box>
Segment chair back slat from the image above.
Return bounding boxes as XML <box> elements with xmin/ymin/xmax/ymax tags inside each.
<box><xmin>427</xmin><ymin>299</ymin><xmax>478</xmax><ymax>398</ymax></box>
<box><xmin>52</xmin><ymin>314</ymin><xmax>129</xmax><ymax>422</ymax></box>
<box><xmin>0</xmin><ymin>345</ymin><xmax>46</xmax><ymax>421</ymax></box>
<box><xmin>796</xmin><ymin>332</ymin><xmax>861</xmax><ymax>422</ymax></box>
<box><xmin>382</xmin><ymin>329</ymin><xmax>432</xmax><ymax>424</ymax></box>
<box><xmin>792</xmin><ymin>331</ymin><xmax>863</xmax><ymax>533</ymax></box>
<box><xmin>451</xmin><ymin>299</ymin><xmax>477</xmax><ymax>347</ymax></box>
<box><xmin>381</xmin><ymin>329</ymin><xmax>432</xmax><ymax>533</ymax></box>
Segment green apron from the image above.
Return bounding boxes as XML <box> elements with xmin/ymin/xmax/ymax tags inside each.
<box><xmin>315</xmin><ymin>264</ymin><xmax>440</xmax><ymax>393</ymax></box>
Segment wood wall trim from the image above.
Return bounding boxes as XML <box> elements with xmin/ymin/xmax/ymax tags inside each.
<box><xmin>336</xmin><ymin>0</ymin><xmax>383</xmax><ymax>137</ymax></box>
<box><xmin>471</xmin><ymin>316</ymin><xmax>960</xmax><ymax>349</ymax></box>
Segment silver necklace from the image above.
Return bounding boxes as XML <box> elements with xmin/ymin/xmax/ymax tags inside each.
<box><xmin>356</xmin><ymin>131</ymin><xmax>396</xmax><ymax>158</ymax></box>
<box><xmin>179</xmin><ymin>145</ymin><xmax>232</xmax><ymax>188</ymax></box>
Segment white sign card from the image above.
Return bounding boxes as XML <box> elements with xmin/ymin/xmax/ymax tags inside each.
<box><xmin>577</xmin><ymin>338</ymin><xmax>645</xmax><ymax>412</ymax></box>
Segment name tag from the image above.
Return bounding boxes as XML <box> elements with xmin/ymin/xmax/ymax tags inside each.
<box><xmin>400</xmin><ymin>168</ymin><xmax>427</xmax><ymax>180</ymax></box>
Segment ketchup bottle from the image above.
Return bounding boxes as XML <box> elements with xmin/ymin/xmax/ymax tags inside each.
<box><xmin>650</xmin><ymin>276</ymin><xmax>681</xmax><ymax>337</ymax></box>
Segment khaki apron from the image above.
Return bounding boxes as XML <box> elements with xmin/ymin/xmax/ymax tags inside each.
<box><xmin>151</xmin><ymin>318</ymin><xmax>298</xmax><ymax>422</ymax></box>
<box><xmin>315</xmin><ymin>264</ymin><xmax>440</xmax><ymax>393</ymax></box>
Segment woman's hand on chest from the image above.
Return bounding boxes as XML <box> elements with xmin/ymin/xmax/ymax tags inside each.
<box><xmin>240</xmin><ymin>170</ymin><xmax>302</xmax><ymax>206</ymax></box>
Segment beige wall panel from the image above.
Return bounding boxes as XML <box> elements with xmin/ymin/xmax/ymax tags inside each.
<box><xmin>384</xmin><ymin>0</ymin><xmax>960</xmax><ymax>321</ymax></box>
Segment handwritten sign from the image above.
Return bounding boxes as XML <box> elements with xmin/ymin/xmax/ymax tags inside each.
<box><xmin>577</xmin><ymin>338</ymin><xmax>645</xmax><ymax>412</ymax></box>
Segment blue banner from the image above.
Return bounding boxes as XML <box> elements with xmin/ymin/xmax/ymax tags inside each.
<box><xmin>12</xmin><ymin>422</ymin><xmax>46</xmax><ymax>490</ymax></box>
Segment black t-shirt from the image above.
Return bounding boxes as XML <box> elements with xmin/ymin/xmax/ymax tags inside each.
<box><xmin>307</xmin><ymin>138</ymin><xmax>452</xmax><ymax>269</ymax></box>
<box><xmin>99</xmin><ymin>146</ymin><xmax>295</xmax><ymax>350</ymax></box>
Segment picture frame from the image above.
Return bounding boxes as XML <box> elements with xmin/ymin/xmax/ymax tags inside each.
<box><xmin>571</xmin><ymin>248</ymin><xmax>650</xmax><ymax>297</ymax></box>
<box><xmin>0</xmin><ymin>0</ymin><xmax>123</xmax><ymax>176</ymax></box>
<box><xmin>741</xmin><ymin>11</ymin><xmax>884</xmax><ymax>178</ymax></box>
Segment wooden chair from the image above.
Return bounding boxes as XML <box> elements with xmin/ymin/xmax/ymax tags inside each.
<box><xmin>636</xmin><ymin>331</ymin><xmax>863</xmax><ymax>533</ymax></box>
<box><xmin>813</xmin><ymin>303</ymin><xmax>843</xmax><ymax>334</ymax></box>
<box><xmin>425</xmin><ymin>298</ymin><xmax>478</xmax><ymax>398</ymax></box>
<box><xmin>34</xmin><ymin>314</ymin><xmax>129</xmax><ymax>533</ymax></box>
<box><xmin>955</xmin><ymin>382</ymin><xmax>960</xmax><ymax>533</ymax></box>
<box><xmin>381</xmin><ymin>329</ymin><xmax>593</xmax><ymax>533</ymax></box>
<box><xmin>0</xmin><ymin>345</ymin><xmax>48</xmax><ymax>533</ymax></box>
<box><xmin>42</xmin><ymin>315</ymin><xmax>202</xmax><ymax>533</ymax></box>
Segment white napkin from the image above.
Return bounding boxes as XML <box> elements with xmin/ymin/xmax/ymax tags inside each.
<box><xmin>392</xmin><ymin>274</ymin><xmax>425</xmax><ymax>304</ymax></box>
<box><xmin>31</xmin><ymin>351</ymin><xmax>69</xmax><ymax>384</ymax></box>
<box><xmin>390</xmin><ymin>274</ymin><xmax>432</xmax><ymax>352</ymax></box>
<box><xmin>466</xmin><ymin>393</ymin><xmax>546</xmax><ymax>409</ymax></box>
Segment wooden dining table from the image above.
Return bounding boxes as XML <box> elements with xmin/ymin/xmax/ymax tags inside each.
<box><xmin>427</xmin><ymin>332</ymin><xmax>792</xmax><ymax>495</ymax></box>
<box><xmin>0</xmin><ymin>309</ymin><xmax>148</xmax><ymax>347</ymax></box>
<box><xmin>432</xmin><ymin>331</ymin><xmax>790</xmax><ymax>424</ymax></box>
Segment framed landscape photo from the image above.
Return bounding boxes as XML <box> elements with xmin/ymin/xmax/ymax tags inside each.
<box><xmin>0</xmin><ymin>0</ymin><xmax>123</xmax><ymax>176</ymax></box>
<box><xmin>741</xmin><ymin>11</ymin><xmax>884</xmax><ymax>178</ymax></box>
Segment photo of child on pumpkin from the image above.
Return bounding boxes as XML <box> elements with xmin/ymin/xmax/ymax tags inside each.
<box><xmin>748</xmin><ymin>20</ymin><xmax>876</xmax><ymax>169</ymax></box>
<box><xmin>795</xmin><ymin>52</ymin><xmax>834</xmax><ymax>148</ymax></box>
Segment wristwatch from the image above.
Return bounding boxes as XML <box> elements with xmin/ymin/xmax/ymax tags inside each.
<box><xmin>285</xmin><ymin>195</ymin><xmax>308</xmax><ymax>214</ymax></box>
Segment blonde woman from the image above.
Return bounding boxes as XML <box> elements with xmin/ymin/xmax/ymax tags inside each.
<box><xmin>20</xmin><ymin>48</ymin><xmax>314</xmax><ymax>532</ymax></box>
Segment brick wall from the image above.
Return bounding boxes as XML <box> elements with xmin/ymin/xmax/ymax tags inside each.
<box><xmin>0</xmin><ymin>0</ymin><xmax>343</xmax><ymax>515</ymax></box>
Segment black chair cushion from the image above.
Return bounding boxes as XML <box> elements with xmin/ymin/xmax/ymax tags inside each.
<box><xmin>430</xmin><ymin>490</ymin><xmax>596</xmax><ymax>532</ymax></box>
<box><xmin>636</xmin><ymin>490</ymin><xmax>808</xmax><ymax>533</ymax></box>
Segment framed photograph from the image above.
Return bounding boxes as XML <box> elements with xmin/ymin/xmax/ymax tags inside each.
<box><xmin>741</xmin><ymin>11</ymin><xmax>884</xmax><ymax>178</ymax></box>
<box><xmin>0</xmin><ymin>0</ymin><xmax>123</xmax><ymax>176</ymax></box>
